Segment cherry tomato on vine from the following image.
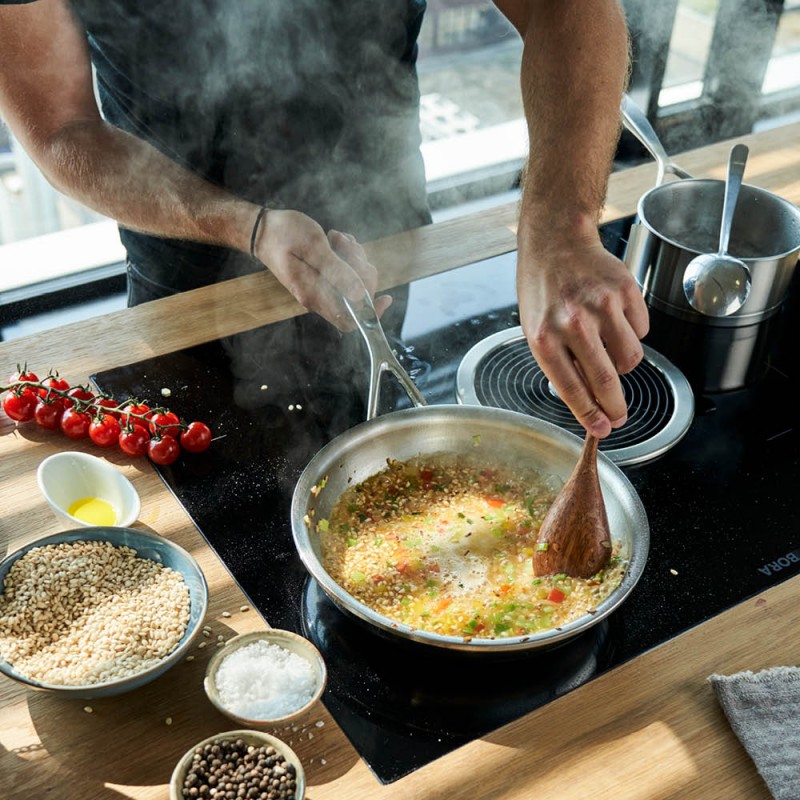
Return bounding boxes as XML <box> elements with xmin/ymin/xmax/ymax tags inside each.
<box><xmin>147</xmin><ymin>435</ymin><xmax>180</xmax><ymax>466</ymax></box>
<box><xmin>60</xmin><ymin>407</ymin><xmax>91</xmax><ymax>439</ymax></box>
<box><xmin>118</xmin><ymin>425</ymin><xmax>150</xmax><ymax>457</ymax></box>
<box><xmin>38</xmin><ymin>376</ymin><xmax>70</xmax><ymax>403</ymax></box>
<box><xmin>121</xmin><ymin>403</ymin><xmax>151</xmax><ymax>429</ymax></box>
<box><xmin>9</xmin><ymin>368</ymin><xmax>38</xmax><ymax>383</ymax></box>
<box><xmin>9</xmin><ymin>369</ymin><xmax>39</xmax><ymax>399</ymax></box>
<box><xmin>180</xmin><ymin>421</ymin><xmax>212</xmax><ymax>453</ymax></box>
<box><xmin>34</xmin><ymin>399</ymin><xmax>64</xmax><ymax>430</ymax></box>
<box><xmin>94</xmin><ymin>397</ymin><xmax>120</xmax><ymax>419</ymax></box>
<box><xmin>2</xmin><ymin>390</ymin><xmax>36</xmax><ymax>422</ymax></box>
<box><xmin>64</xmin><ymin>386</ymin><xmax>95</xmax><ymax>409</ymax></box>
<box><xmin>149</xmin><ymin>410</ymin><xmax>181</xmax><ymax>438</ymax></box>
<box><xmin>89</xmin><ymin>414</ymin><xmax>121</xmax><ymax>448</ymax></box>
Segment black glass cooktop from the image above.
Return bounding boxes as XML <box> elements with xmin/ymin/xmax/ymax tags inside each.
<box><xmin>93</xmin><ymin>217</ymin><xmax>800</xmax><ymax>784</ymax></box>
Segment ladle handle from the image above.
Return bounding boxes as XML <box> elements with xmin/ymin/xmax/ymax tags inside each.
<box><xmin>343</xmin><ymin>289</ymin><xmax>427</xmax><ymax>420</ymax></box>
<box><xmin>620</xmin><ymin>94</ymin><xmax>692</xmax><ymax>185</ymax></box>
<box><xmin>718</xmin><ymin>143</ymin><xmax>749</xmax><ymax>256</ymax></box>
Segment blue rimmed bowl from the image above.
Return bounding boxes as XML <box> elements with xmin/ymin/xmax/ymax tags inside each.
<box><xmin>0</xmin><ymin>527</ymin><xmax>208</xmax><ymax>698</ymax></box>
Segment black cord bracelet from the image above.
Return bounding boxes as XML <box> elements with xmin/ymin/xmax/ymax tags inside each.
<box><xmin>249</xmin><ymin>205</ymin><xmax>269</xmax><ymax>260</ymax></box>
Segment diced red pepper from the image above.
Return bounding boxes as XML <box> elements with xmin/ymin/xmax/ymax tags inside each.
<box><xmin>547</xmin><ymin>588</ymin><xmax>566</xmax><ymax>603</ymax></box>
<box><xmin>485</xmin><ymin>497</ymin><xmax>505</xmax><ymax>508</ymax></box>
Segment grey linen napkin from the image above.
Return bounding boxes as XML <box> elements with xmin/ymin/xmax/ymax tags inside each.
<box><xmin>708</xmin><ymin>667</ymin><xmax>800</xmax><ymax>800</ymax></box>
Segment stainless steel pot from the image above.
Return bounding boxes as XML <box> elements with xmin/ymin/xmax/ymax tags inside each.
<box><xmin>627</xmin><ymin>178</ymin><xmax>800</xmax><ymax>327</ymax></box>
<box><xmin>290</xmin><ymin>291</ymin><xmax>649</xmax><ymax>653</ymax></box>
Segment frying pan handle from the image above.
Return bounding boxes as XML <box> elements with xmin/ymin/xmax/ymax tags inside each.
<box><xmin>620</xmin><ymin>94</ymin><xmax>692</xmax><ymax>185</ymax></box>
<box><xmin>343</xmin><ymin>289</ymin><xmax>427</xmax><ymax>420</ymax></box>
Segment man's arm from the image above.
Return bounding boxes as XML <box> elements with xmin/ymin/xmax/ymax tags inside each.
<box><xmin>493</xmin><ymin>0</ymin><xmax>649</xmax><ymax>438</ymax></box>
<box><xmin>0</xmin><ymin>0</ymin><xmax>378</xmax><ymax>322</ymax></box>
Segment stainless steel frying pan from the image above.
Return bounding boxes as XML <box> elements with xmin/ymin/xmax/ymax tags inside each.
<box><xmin>290</xmin><ymin>290</ymin><xmax>649</xmax><ymax>652</ymax></box>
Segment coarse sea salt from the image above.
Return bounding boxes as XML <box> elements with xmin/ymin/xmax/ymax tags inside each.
<box><xmin>214</xmin><ymin>640</ymin><xmax>317</xmax><ymax>720</ymax></box>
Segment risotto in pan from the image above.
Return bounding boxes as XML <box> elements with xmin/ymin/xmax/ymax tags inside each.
<box><xmin>317</xmin><ymin>454</ymin><xmax>627</xmax><ymax>640</ymax></box>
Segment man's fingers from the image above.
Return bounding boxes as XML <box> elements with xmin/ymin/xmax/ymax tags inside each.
<box><xmin>529</xmin><ymin>340</ymin><xmax>614</xmax><ymax>438</ymax></box>
<box><xmin>327</xmin><ymin>229</ymin><xmax>379</xmax><ymax>296</ymax></box>
<box><xmin>599</xmin><ymin>306</ymin><xmax>646</xmax><ymax>376</ymax></box>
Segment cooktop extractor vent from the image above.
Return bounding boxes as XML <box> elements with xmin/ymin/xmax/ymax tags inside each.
<box><xmin>456</xmin><ymin>327</ymin><xmax>694</xmax><ymax>465</ymax></box>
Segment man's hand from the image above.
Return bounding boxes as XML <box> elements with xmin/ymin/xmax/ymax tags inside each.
<box><xmin>492</xmin><ymin>0</ymin><xmax>643</xmax><ymax>437</ymax></box>
<box><xmin>517</xmin><ymin>231</ymin><xmax>649</xmax><ymax>438</ymax></box>
<box><xmin>252</xmin><ymin>210</ymin><xmax>391</xmax><ymax>329</ymax></box>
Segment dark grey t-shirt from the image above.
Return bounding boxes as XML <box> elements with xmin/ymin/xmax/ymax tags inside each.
<box><xmin>2</xmin><ymin>0</ymin><xmax>430</xmax><ymax>294</ymax></box>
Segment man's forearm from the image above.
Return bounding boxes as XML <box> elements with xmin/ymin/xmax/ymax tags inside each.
<box><xmin>41</xmin><ymin>118</ymin><xmax>256</xmax><ymax>253</ymax></box>
<box><xmin>517</xmin><ymin>0</ymin><xmax>629</xmax><ymax>242</ymax></box>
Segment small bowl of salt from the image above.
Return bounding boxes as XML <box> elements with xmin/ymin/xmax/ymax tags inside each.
<box><xmin>204</xmin><ymin>629</ymin><xmax>327</xmax><ymax>728</ymax></box>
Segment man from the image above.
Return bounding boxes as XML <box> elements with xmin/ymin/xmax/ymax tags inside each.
<box><xmin>0</xmin><ymin>0</ymin><xmax>647</xmax><ymax>438</ymax></box>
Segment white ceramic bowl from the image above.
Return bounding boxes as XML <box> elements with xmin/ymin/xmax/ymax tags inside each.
<box><xmin>169</xmin><ymin>729</ymin><xmax>305</xmax><ymax>800</ymax></box>
<box><xmin>204</xmin><ymin>630</ymin><xmax>327</xmax><ymax>728</ymax></box>
<box><xmin>37</xmin><ymin>451</ymin><xmax>140</xmax><ymax>528</ymax></box>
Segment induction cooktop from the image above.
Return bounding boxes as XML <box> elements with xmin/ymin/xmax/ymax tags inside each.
<box><xmin>93</xmin><ymin>216</ymin><xmax>800</xmax><ymax>784</ymax></box>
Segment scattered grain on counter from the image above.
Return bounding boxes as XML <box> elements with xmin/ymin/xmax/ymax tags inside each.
<box><xmin>240</xmin><ymin>605</ymin><xmax>250</xmax><ymax>613</ymax></box>
<box><xmin>0</xmin><ymin>540</ymin><xmax>190</xmax><ymax>685</ymax></box>
<box><xmin>221</xmin><ymin>611</ymin><xmax>232</xmax><ymax>618</ymax></box>
<box><xmin>165</xmin><ymin>717</ymin><xmax>173</xmax><ymax>726</ymax></box>
<box><xmin>160</xmin><ymin>387</ymin><xmax>172</xmax><ymax>397</ymax></box>
<box><xmin>83</xmin><ymin>706</ymin><xmax>93</xmax><ymax>714</ymax></box>
<box><xmin>181</xmin><ymin>737</ymin><xmax>298</xmax><ymax>800</ymax></box>
<box><xmin>670</xmin><ymin>568</ymin><xmax>679</xmax><ymax>576</ymax></box>
<box><xmin>215</xmin><ymin>640</ymin><xmax>317</xmax><ymax>720</ymax></box>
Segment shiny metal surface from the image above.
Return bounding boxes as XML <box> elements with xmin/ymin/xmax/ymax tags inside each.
<box><xmin>291</xmin><ymin>405</ymin><xmax>649</xmax><ymax>653</ymax></box>
<box><xmin>620</xmin><ymin>94</ymin><xmax>692</xmax><ymax>186</ymax></box>
<box><xmin>344</xmin><ymin>288</ymin><xmax>427</xmax><ymax>419</ymax></box>
<box><xmin>683</xmin><ymin>144</ymin><xmax>752</xmax><ymax>317</ymax></box>
<box><xmin>455</xmin><ymin>329</ymin><xmax>694</xmax><ymax>466</ymax></box>
<box><xmin>627</xmin><ymin>179</ymin><xmax>800</xmax><ymax>327</ymax></box>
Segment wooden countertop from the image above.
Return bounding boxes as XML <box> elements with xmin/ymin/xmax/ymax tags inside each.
<box><xmin>3</xmin><ymin>122</ymin><xmax>800</xmax><ymax>800</ymax></box>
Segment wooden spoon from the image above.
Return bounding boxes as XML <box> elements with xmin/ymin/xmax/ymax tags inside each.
<box><xmin>533</xmin><ymin>432</ymin><xmax>612</xmax><ymax>578</ymax></box>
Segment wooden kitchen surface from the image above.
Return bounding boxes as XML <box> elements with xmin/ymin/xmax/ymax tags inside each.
<box><xmin>3</xmin><ymin>123</ymin><xmax>800</xmax><ymax>800</ymax></box>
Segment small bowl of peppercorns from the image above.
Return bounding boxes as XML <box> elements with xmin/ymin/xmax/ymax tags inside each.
<box><xmin>169</xmin><ymin>729</ymin><xmax>305</xmax><ymax>800</ymax></box>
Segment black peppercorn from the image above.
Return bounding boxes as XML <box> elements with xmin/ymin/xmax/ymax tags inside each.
<box><xmin>181</xmin><ymin>738</ymin><xmax>299</xmax><ymax>800</ymax></box>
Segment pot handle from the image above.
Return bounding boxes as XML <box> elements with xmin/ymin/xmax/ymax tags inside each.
<box><xmin>621</xmin><ymin>94</ymin><xmax>692</xmax><ymax>186</ymax></box>
<box><xmin>343</xmin><ymin>289</ymin><xmax>427</xmax><ymax>420</ymax></box>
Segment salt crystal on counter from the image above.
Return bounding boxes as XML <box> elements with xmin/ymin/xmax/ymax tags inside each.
<box><xmin>215</xmin><ymin>640</ymin><xmax>317</xmax><ymax>719</ymax></box>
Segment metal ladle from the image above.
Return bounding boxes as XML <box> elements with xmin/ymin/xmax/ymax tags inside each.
<box><xmin>682</xmin><ymin>143</ymin><xmax>752</xmax><ymax>317</ymax></box>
